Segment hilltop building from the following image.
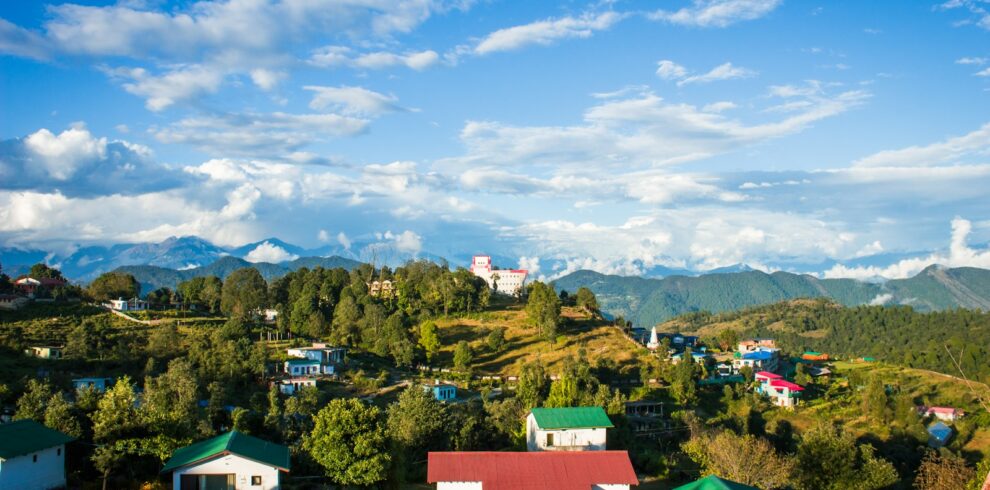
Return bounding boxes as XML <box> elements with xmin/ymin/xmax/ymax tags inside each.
<box><xmin>526</xmin><ymin>406</ymin><xmax>613</xmax><ymax>452</ymax></box>
<box><xmin>425</xmin><ymin>380</ymin><xmax>458</xmax><ymax>402</ymax></box>
<box><xmin>13</xmin><ymin>277</ymin><xmax>66</xmax><ymax>298</ymax></box>
<box><xmin>469</xmin><ymin>256</ymin><xmax>527</xmax><ymax>296</ymax></box>
<box><xmin>162</xmin><ymin>431</ymin><xmax>289</xmax><ymax>490</ymax></box>
<box><xmin>755</xmin><ymin>371</ymin><xmax>804</xmax><ymax>408</ymax></box>
<box><xmin>107</xmin><ymin>297</ymin><xmax>149</xmax><ymax>312</ymax></box>
<box><xmin>428</xmin><ymin>451</ymin><xmax>638</xmax><ymax>490</ymax></box>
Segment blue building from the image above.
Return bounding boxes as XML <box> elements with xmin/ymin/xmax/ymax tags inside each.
<box><xmin>425</xmin><ymin>381</ymin><xmax>457</xmax><ymax>401</ymax></box>
<box><xmin>927</xmin><ymin>421</ymin><xmax>953</xmax><ymax>448</ymax></box>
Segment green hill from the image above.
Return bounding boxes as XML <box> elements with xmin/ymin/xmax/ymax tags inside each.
<box><xmin>115</xmin><ymin>255</ymin><xmax>362</xmax><ymax>293</ymax></box>
<box><xmin>553</xmin><ymin>265</ymin><xmax>990</xmax><ymax>327</ymax></box>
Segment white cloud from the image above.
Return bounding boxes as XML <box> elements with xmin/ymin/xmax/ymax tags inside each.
<box><xmin>869</xmin><ymin>293</ymin><xmax>893</xmax><ymax>305</ymax></box>
<box><xmin>823</xmin><ymin>218</ymin><xmax>990</xmax><ymax>280</ymax></box>
<box><xmin>678</xmin><ymin>62</ymin><xmax>756</xmax><ymax>86</ymax></box>
<box><xmin>853</xmin><ymin>122</ymin><xmax>990</xmax><ymax>167</ymax></box>
<box><xmin>703</xmin><ymin>101</ymin><xmax>738</xmax><ymax>113</ymax></box>
<box><xmin>24</xmin><ymin>126</ymin><xmax>107</xmax><ymax>180</ymax></box>
<box><xmin>939</xmin><ymin>0</ymin><xmax>990</xmax><ymax>31</ymax></box>
<box><xmin>317</xmin><ymin>229</ymin><xmax>331</xmax><ymax>242</ymax></box>
<box><xmin>650</xmin><ymin>0</ymin><xmax>782</xmax><ymax>28</ymax></box>
<box><xmin>518</xmin><ymin>256</ymin><xmax>541</xmax><ymax>277</ymax></box>
<box><xmin>244</xmin><ymin>241</ymin><xmax>299</xmax><ymax>263</ymax></box>
<box><xmin>977</xmin><ymin>67</ymin><xmax>990</xmax><ymax>77</ymax></box>
<box><xmin>474</xmin><ymin>11</ymin><xmax>622</xmax><ymax>55</ymax></box>
<box><xmin>0</xmin><ymin>18</ymin><xmax>50</xmax><ymax>59</ymax></box>
<box><xmin>249</xmin><ymin>69</ymin><xmax>286</xmax><ymax>90</ymax></box>
<box><xmin>304</xmin><ymin>85</ymin><xmax>404</xmax><ymax>117</ymax></box>
<box><xmin>656</xmin><ymin>60</ymin><xmax>688</xmax><ymax>80</ymax></box>
<box><xmin>310</xmin><ymin>46</ymin><xmax>441</xmax><ymax>70</ymax></box>
<box><xmin>103</xmin><ymin>64</ymin><xmax>225</xmax><ymax>111</ymax></box>
<box><xmin>338</xmin><ymin>232</ymin><xmax>352</xmax><ymax>250</ymax></box>
<box><xmin>956</xmin><ymin>56</ymin><xmax>987</xmax><ymax>65</ymax></box>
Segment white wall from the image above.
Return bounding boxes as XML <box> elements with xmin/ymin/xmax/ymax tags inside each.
<box><xmin>172</xmin><ymin>454</ymin><xmax>282</xmax><ymax>490</ymax></box>
<box><xmin>436</xmin><ymin>482</ymin><xmax>483</xmax><ymax>490</ymax></box>
<box><xmin>0</xmin><ymin>445</ymin><xmax>66</xmax><ymax>490</ymax></box>
<box><xmin>592</xmin><ymin>484</ymin><xmax>631</xmax><ymax>490</ymax></box>
<box><xmin>526</xmin><ymin>414</ymin><xmax>607</xmax><ymax>452</ymax></box>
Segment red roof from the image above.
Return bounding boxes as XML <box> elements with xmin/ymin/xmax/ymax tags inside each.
<box><xmin>428</xmin><ymin>451</ymin><xmax>638</xmax><ymax>490</ymax></box>
<box><xmin>755</xmin><ymin>371</ymin><xmax>782</xmax><ymax>380</ymax></box>
<box><xmin>928</xmin><ymin>407</ymin><xmax>957</xmax><ymax>414</ymax></box>
<box><xmin>769</xmin><ymin>380</ymin><xmax>804</xmax><ymax>391</ymax></box>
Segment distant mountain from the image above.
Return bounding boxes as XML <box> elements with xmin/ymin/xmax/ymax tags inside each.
<box><xmin>553</xmin><ymin>265</ymin><xmax>990</xmax><ymax>328</ymax></box>
<box><xmin>116</xmin><ymin>255</ymin><xmax>363</xmax><ymax>293</ymax></box>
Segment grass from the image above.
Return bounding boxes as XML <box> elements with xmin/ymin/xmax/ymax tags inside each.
<box><xmin>431</xmin><ymin>304</ymin><xmax>658</xmax><ymax>377</ymax></box>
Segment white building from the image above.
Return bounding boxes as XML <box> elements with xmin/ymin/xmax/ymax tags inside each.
<box><xmin>469</xmin><ymin>256</ymin><xmax>528</xmax><ymax>296</ymax></box>
<box><xmin>163</xmin><ymin>431</ymin><xmax>289</xmax><ymax>490</ymax></box>
<box><xmin>0</xmin><ymin>420</ymin><xmax>73</xmax><ymax>490</ymax></box>
<box><xmin>526</xmin><ymin>406</ymin><xmax>612</xmax><ymax>452</ymax></box>
<box><xmin>646</xmin><ymin>326</ymin><xmax>660</xmax><ymax>350</ymax></box>
<box><xmin>107</xmin><ymin>297</ymin><xmax>149</xmax><ymax>311</ymax></box>
<box><xmin>286</xmin><ymin>343</ymin><xmax>345</xmax><ymax>368</ymax></box>
<box><xmin>24</xmin><ymin>346</ymin><xmax>62</xmax><ymax>359</ymax></box>
<box><xmin>277</xmin><ymin>377</ymin><xmax>317</xmax><ymax>396</ymax></box>
<box><xmin>428</xmin><ymin>451</ymin><xmax>638</xmax><ymax>490</ymax></box>
<box><xmin>0</xmin><ymin>294</ymin><xmax>29</xmax><ymax>311</ymax></box>
<box><xmin>755</xmin><ymin>371</ymin><xmax>804</xmax><ymax>409</ymax></box>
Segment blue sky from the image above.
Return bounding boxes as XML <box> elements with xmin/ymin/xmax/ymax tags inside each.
<box><xmin>2</xmin><ymin>0</ymin><xmax>990</xmax><ymax>280</ymax></box>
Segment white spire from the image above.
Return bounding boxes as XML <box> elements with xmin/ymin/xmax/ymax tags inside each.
<box><xmin>647</xmin><ymin>326</ymin><xmax>660</xmax><ymax>350</ymax></box>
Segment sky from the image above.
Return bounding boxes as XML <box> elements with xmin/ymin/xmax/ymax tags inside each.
<box><xmin>2</xmin><ymin>0</ymin><xmax>990</xmax><ymax>281</ymax></box>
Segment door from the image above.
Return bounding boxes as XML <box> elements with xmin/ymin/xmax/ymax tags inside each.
<box><xmin>546</xmin><ymin>433</ymin><xmax>554</xmax><ymax>447</ymax></box>
<box><xmin>180</xmin><ymin>474</ymin><xmax>235</xmax><ymax>490</ymax></box>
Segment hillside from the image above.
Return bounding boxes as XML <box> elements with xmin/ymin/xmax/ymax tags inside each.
<box><xmin>553</xmin><ymin>265</ymin><xmax>990</xmax><ymax>328</ymax></box>
<box><xmin>116</xmin><ymin>255</ymin><xmax>362</xmax><ymax>293</ymax></box>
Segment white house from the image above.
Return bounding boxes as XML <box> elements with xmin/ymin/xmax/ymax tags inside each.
<box><xmin>107</xmin><ymin>297</ymin><xmax>149</xmax><ymax>311</ymax></box>
<box><xmin>918</xmin><ymin>406</ymin><xmax>963</xmax><ymax>422</ymax></box>
<box><xmin>427</xmin><ymin>451</ymin><xmax>638</xmax><ymax>490</ymax></box>
<box><xmin>0</xmin><ymin>294</ymin><xmax>29</xmax><ymax>311</ymax></box>
<box><xmin>526</xmin><ymin>406</ymin><xmax>613</xmax><ymax>452</ymax></box>
<box><xmin>163</xmin><ymin>431</ymin><xmax>290</xmax><ymax>490</ymax></box>
<box><xmin>0</xmin><ymin>420</ymin><xmax>73</xmax><ymax>490</ymax></box>
<box><xmin>286</xmin><ymin>343</ymin><xmax>345</xmax><ymax>375</ymax></box>
<box><xmin>755</xmin><ymin>372</ymin><xmax>805</xmax><ymax>409</ymax></box>
<box><xmin>284</xmin><ymin>358</ymin><xmax>323</xmax><ymax>376</ymax></box>
<box><xmin>277</xmin><ymin>377</ymin><xmax>317</xmax><ymax>396</ymax></box>
<box><xmin>24</xmin><ymin>346</ymin><xmax>62</xmax><ymax>359</ymax></box>
<box><xmin>469</xmin><ymin>255</ymin><xmax>528</xmax><ymax>296</ymax></box>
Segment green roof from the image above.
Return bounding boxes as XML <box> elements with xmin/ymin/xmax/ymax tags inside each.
<box><xmin>0</xmin><ymin>420</ymin><xmax>74</xmax><ymax>460</ymax></box>
<box><xmin>803</xmin><ymin>351</ymin><xmax>822</xmax><ymax>356</ymax></box>
<box><xmin>530</xmin><ymin>406</ymin><xmax>613</xmax><ymax>429</ymax></box>
<box><xmin>285</xmin><ymin>358</ymin><xmax>319</xmax><ymax>365</ymax></box>
<box><xmin>674</xmin><ymin>475</ymin><xmax>759</xmax><ymax>490</ymax></box>
<box><xmin>162</xmin><ymin>431</ymin><xmax>290</xmax><ymax>473</ymax></box>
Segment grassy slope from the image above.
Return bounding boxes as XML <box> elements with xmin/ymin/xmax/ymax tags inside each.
<box><xmin>432</xmin><ymin>302</ymin><xmax>656</xmax><ymax>377</ymax></box>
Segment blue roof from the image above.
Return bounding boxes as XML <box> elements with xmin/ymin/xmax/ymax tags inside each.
<box><xmin>928</xmin><ymin>422</ymin><xmax>953</xmax><ymax>441</ymax></box>
<box><xmin>743</xmin><ymin>351</ymin><xmax>774</xmax><ymax>360</ymax></box>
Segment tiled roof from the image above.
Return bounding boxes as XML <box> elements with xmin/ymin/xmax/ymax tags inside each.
<box><xmin>428</xmin><ymin>451</ymin><xmax>637</xmax><ymax>490</ymax></box>
<box><xmin>769</xmin><ymin>380</ymin><xmax>804</xmax><ymax>391</ymax></box>
<box><xmin>162</xmin><ymin>431</ymin><xmax>289</xmax><ymax>473</ymax></box>
<box><xmin>530</xmin><ymin>406</ymin><xmax>614</xmax><ymax>429</ymax></box>
<box><xmin>755</xmin><ymin>371</ymin><xmax>782</xmax><ymax>379</ymax></box>
<box><xmin>0</xmin><ymin>420</ymin><xmax>74</xmax><ymax>460</ymax></box>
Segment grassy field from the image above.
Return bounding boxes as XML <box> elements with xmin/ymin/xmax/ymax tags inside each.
<box><xmin>432</xmin><ymin>303</ymin><xmax>657</xmax><ymax>377</ymax></box>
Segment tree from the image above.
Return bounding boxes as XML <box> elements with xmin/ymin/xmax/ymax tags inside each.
<box><xmin>795</xmin><ymin>423</ymin><xmax>898</xmax><ymax>490</ymax></box>
<box><xmin>914</xmin><ymin>451</ymin><xmax>975</xmax><ymax>490</ymax></box>
<box><xmin>330</xmin><ymin>295</ymin><xmax>362</xmax><ymax>346</ymax></box>
<box><xmin>305</xmin><ymin>398</ymin><xmax>390</xmax><ymax>486</ymax></box>
<box><xmin>525</xmin><ymin>281</ymin><xmax>561</xmax><ymax>342</ymax></box>
<box><xmin>418</xmin><ymin>321</ymin><xmax>441</xmax><ymax>363</ymax></box>
<box><xmin>717</xmin><ymin>329</ymin><xmax>739</xmax><ymax>351</ymax></box>
<box><xmin>141</xmin><ymin>359</ymin><xmax>200</xmax><ymax>439</ymax></box>
<box><xmin>545</xmin><ymin>377</ymin><xmax>580</xmax><ymax>408</ymax></box>
<box><xmin>91</xmin><ymin>376</ymin><xmax>140</xmax><ymax>443</ymax></box>
<box><xmin>29</xmin><ymin>263</ymin><xmax>65</xmax><ymax>280</ymax></box>
<box><xmin>45</xmin><ymin>392</ymin><xmax>82</xmax><ymax>438</ymax></box>
<box><xmin>88</xmin><ymin>272</ymin><xmax>140</xmax><ymax>302</ymax></box>
<box><xmin>147</xmin><ymin>322</ymin><xmax>181</xmax><ymax>358</ymax></box>
<box><xmin>862</xmin><ymin>374</ymin><xmax>888</xmax><ymax>422</ymax></box>
<box><xmin>220</xmin><ymin>267</ymin><xmax>268</xmax><ymax>317</ymax></box>
<box><xmin>794</xmin><ymin>363</ymin><xmax>812</xmax><ymax>386</ymax></box>
<box><xmin>487</xmin><ymin>327</ymin><xmax>506</xmax><ymax>353</ymax></box>
<box><xmin>453</xmin><ymin>341</ymin><xmax>473</xmax><ymax>372</ymax></box>
<box><xmin>516</xmin><ymin>361</ymin><xmax>549</xmax><ymax>410</ymax></box>
<box><xmin>575</xmin><ymin>287</ymin><xmax>598</xmax><ymax>314</ymax></box>
<box><xmin>683</xmin><ymin>430</ymin><xmax>796</xmax><ymax>489</ymax></box>
<box><xmin>387</xmin><ymin>387</ymin><xmax>448</xmax><ymax>482</ymax></box>
<box><xmin>14</xmin><ymin>379</ymin><xmax>54</xmax><ymax>422</ymax></box>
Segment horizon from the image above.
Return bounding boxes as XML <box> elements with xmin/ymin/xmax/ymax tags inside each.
<box><xmin>2</xmin><ymin>1</ymin><xmax>990</xmax><ymax>282</ymax></box>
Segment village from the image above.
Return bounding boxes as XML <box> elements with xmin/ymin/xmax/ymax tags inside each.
<box><xmin>2</xmin><ymin>255</ymin><xmax>988</xmax><ymax>490</ymax></box>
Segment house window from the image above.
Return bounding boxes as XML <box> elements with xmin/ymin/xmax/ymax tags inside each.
<box><xmin>57</xmin><ymin>448</ymin><xmax>61</xmax><ymax>456</ymax></box>
<box><xmin>251</xmin><ymin>476</ymin><xmax>262</xmax><ymax>485</ymax></box>
<box><xmin>546</xmin><ymin>433</ymin><xmax>554</xmax><ymax>446</ymax></box>
<box><xmin>33</xmin><ymin>454</ymin><xmax>38</xmax><ymax>462</ymax></box>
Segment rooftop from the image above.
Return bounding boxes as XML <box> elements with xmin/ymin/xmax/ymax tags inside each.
<box><xmin>0</xmin><ymin>420</ymin><xmax>74</xmax><ymax>460</ymax></box>
<box><xmin>769</xmin><ymin>379</ymin><xmax>804</xmax><ymax>391</ymax></box>
<box><xmin>428</xmin><ymin>451</ymin><xmax>637</xmax><ymax>490</ymax></box>
<box><xmin>755</xmin><ymin>371</ymin><xmax>782</xmax><ymax>379</ymax></box>
<box><xmin>530</xmin><ymin>406</ymin><xmax>614</xmax><ymax>430</ymax></box>
<box><xmin>162</xmin><ymin>431</ymin><xmax>290</xmax><ymax>473</ymax></box>
<box><xmin>674</xmin><ymin>475</ymin><xmax>759</xmax><ymax>490</ymax></box>
<box><xmin>285</xmin><ymin>358</ymin><xmax>320</xmax><ymax>365</ymax></box>
<box><xmin>742</xmin><ymin>351</ymin><xmax>774</xmax><ymax>360</ymax></box>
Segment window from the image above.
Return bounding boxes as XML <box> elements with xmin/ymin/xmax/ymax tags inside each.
<box><xmin>33</xmin><ymin>454</ymin><xmax>38</xmax><ymax>462</ymax></box>
<box><xmin>251</xmin><ymin>476</ymin><xmax>262</xmax><ymax>485</ymax></box>
<box><xmin>546</xmin><ymin>433</ymin><xmax>554</xmax><ymax>446</ymax></box>
<box><xmin>57</xmin><ymin>448</ymin><xmax>61</xmax><ymax>456</ymax></box>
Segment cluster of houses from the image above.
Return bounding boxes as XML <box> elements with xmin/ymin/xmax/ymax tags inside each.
<box><xmin>0</xmin><ymin>275</ymin><xmax>69</xmax><ymax>311</ymax></box>
<box><xmin>275</xmin><ymin>343</ymin><xmax>346</xmax><ymax>395</ymax></box>
<box><xmin>918</xmin><ymin>406</ymin><xmax>964</xmax><ymax>449</ymax></box>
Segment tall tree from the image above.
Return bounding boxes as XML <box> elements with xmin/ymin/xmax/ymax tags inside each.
<box><xmin>45</xmin><ymin>392</ymin><xmax>83</xmax><ymax>438</ymax></box>
<box><xmin>418</xmin><ymin>321</ymin><xmax>441</xmax><ymax>363</ymax></box>
<box><xmin>516</xmin><ymin>361</ymin><xmax>549</xmax><ymax>410</ymax></box>
<box><xmin>305</xmin><ymin>398</ymin><xmax>391</xmax><ymax>487</ymax></box>
<box><xmin>575</xmin><ymin>287</ymin><xmax>598</xmax><ymax>314</ymax></box>
<box><xmin>220</xmin><ymin>267</ymin><xmax>268</xmax><ymax>317</ymax></box>
<box><xmin>683</xmin><ymin>430</ymin><xmax>796</xmax><ymax>489</ymax></box>
<box><xmin>525</xmin><ymin>281</ymin><xmax>561</xmax><ymax>342</ymax></box>
<box><xmin>330</xmin><ymin>294</ymin><xmax>362</xmax><ymax>346</ymax></box>
<box><xmin>88</xmin><ymin>272</ymin><xmax>140</xmax><ymax>301</ymax></box>
<box><xmin>453</xmin><ymin>341</ymin><xmax>473</xmax><ymax>372</ymax></box>
<box><xmin>795</xmin><ymin>423</ymin><xmax>898</xmax><ymax>490</ymax></box>
<box><xmin>386</xmin><ymin>387</ymin><xmax>448</xmax><ymax>482</ymax></box>
<box><xmin>14</xmin><ymin>379</ymin><xmax>55</xmax><ymax>422</ymax></box>
<box><xmin>914</xmin><ymin>451</ymin><xmax>975</xmax><ymax>490</ymax></box>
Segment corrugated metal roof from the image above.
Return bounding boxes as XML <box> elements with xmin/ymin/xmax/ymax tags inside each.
<box><xmin>674</xmin><ymin>475</ymin><xmax>758</xmax><ymax>490</ymax></box>
<box><xmin>755</xmin><ymin>371</ymin><xmax>782</xmax><ymax>379</ymax></box>
<box><xmin>928</xmin><ymin>422</ymin><xmax>953</xmax><ymax>441</ymax></box>
<box><xmin>0</xmin><ymin>420</ymin><xmax>74</xmax><ymax>460</ymax></box>
<box><xmin>530</xmin><ymin>406</ymin><xmax>614</xmax><ymax>429</ymax></box>
<box><xmin>162</xmin><ymin>431</ymin><xmax>290</xmax><ymax>472</ymax></box>
<box><xmin>769</xmin><ymin>379</ymin><xmax>804</xmax><ymax>391</ymax></box>
<box><xmin>427</xmin><ymin>451</ymin><xmax>638</xmax><ymax>489</ymax></box>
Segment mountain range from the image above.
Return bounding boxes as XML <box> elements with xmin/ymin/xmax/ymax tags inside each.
<box><xmin>552</xmin><ymin>265</ymin><xmax>990</xmax><ymax>328</ymax></box>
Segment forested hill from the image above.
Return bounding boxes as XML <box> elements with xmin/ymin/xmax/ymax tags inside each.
<box><xmin>553</xmin><ymin>265</ymin><xmax>990</xmax><ymax>328</ymax></box>
<box><xmin>660</xmin><ymin>299</ymin><xmax>990</xmax><ymax>385</ymax></box>
<box><xmin>115</xmin><ymin>255</ymin><xmax>362</xmax><ymax>293</ymax></box>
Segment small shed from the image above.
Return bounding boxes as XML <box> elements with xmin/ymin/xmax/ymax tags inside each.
<box><xmin>162</xmin><ymin>431</ymin><xmax>290</xmax><ymax>490</ymax></box>
<box><xmin>424</xmin><ymin>381</ymin><xmax>457</xmax><ymax>402</ymax></box>
<box><xmin>927</xmin><ymin>421</ymin><xmax>953</xmax><ymax>448</ymax></box>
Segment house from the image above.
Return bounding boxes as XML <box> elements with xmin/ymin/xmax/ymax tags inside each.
<box><xmin>737</xmin><ymin>338</ymin><xmax>776</xmax><ymax>352</ymax></box>
<box><xmin>918</xmin><ymin>406</ymin><xmax>962</xmax><ymax>422</ymax></box>
<box><xmin>671</xmin><ymin>350</ymin><xmax>711</xmax><ymax>365</ymax></box>
<box><xmin>425</xmin><ymin>381</ymin><xmax>457</xmax><ymax>402</ymax></box>
<box><xmin>526</xmin><ymin>406</ymin><xmax>613</xmax><ymax>452</ymax></box>
<box><xmin>284</xmin><ymin>358</ymin><xmax>321</xmax><ymax>376</ymax></box>
<box><xmin>625</xmin><ymin>400</ymin><xmax>664</xmax><ymax>418</ymax></box>
<box><xmin>24</xmin><ymin>346</ymin><xmax>63</xmax><ymax>359</ymax></box>
<box><xmin>674</xmin><ymin>475</ymin><xmax>758</xmax><ymax>490</ymax></box>
<box><xmin>262</xmin><ymin>309</ymin><xmax>279</xmax><ymax>323</ymax></box>
<box><xmin>276</xmin><ymin>377</ymin><xmax>316</xmax><ymax>396</ymax></box>
<box><xmin>469</xmin><ymin>255</ymin><xmax>528</xmax><ymax>296</ymax></box>
<box><xmin>286</xmin><ymin>343</ymin><xmax>345</xmax><ymax>375</ymax></box>
<box><xmin>368</xmin><ymin>280</ymin><xmax>396</xmax><ymax>299</ymax></box>
<box><xmin>162</xmin><ymin>431</ymin><xmax>290</xmax><ymax>490</ymax></box>
<box><xmin>755</xmin><ymin>373</ymin><xmax>804</xmax><ymax>409</ymax></box>
<box><xmin>14</xmin><ymin>277</ymin><xmax>66</xmax><ymax>298</ymax></box>
<box><xmin>0</xmin><ymin>294</ymin><xmax>29</xmax><ymax>311</ymax></box>
<box><xmin>659</xmin><ymin>332</ymin><xmax>699</xmax><ymax>349</ymax></box>
<box><xmin>0</xmin><ymin>420</ymin><xmax>73</xmax><ymax>490</ymax></box>
<box><xmin>801</xmin><ymin>351</ymin><xmax>829</xmax><ymax>361</ymax></box>
<box><xmin>927</xmin><ymin>421</ymin><xmax>953</xmax><ymax>448</ymax></box>
<box><xmin>72</xmin><ymin>377</ymin><xmax>113</xmax><ymax>393</ymax></box>
<box><xmin>732</xmin><ymin>349</ymin><xmax>779</xmax><ymax>372</ymax></box>
<box><xmin>107</xmin><ymin>297</ymin><xmax>149</xmax><ymax>311</ymax></box>
<box><xmin>427</xmin><ymin>451</ymin><xmax>638</xmax><ymax>490</ymax></box>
